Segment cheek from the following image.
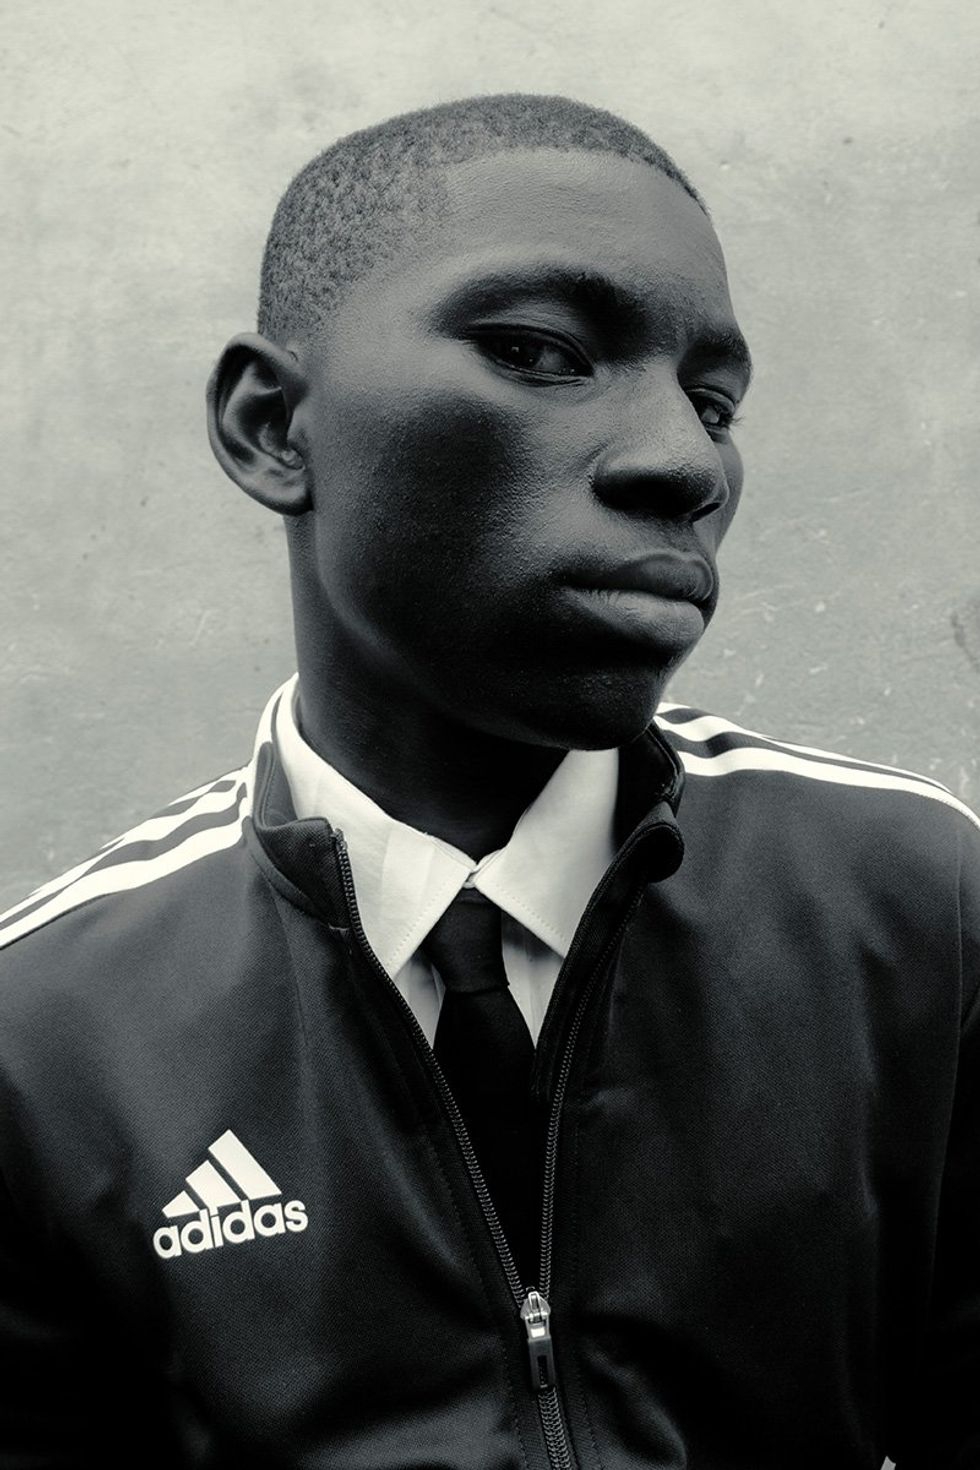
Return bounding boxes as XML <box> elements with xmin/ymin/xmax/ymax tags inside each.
<box><xmin>318</xmin><ymin>377</ymin><xmax>566</xmax><ymax>578</ymax></box>
<box><xmin>706</xmin><ymin>442</ymin><xmax>744</xmax><ymax>546</ymax></box>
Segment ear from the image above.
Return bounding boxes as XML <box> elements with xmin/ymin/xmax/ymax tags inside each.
<box><xmin>206</xmin><ymin>332</ymin><xmax>311</xmax><ymax>515</ymax></box>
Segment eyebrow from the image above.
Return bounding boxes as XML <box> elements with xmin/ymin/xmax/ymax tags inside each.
<box><xmin>685</xmin><ymin>325</ymin><xmax>755</xmax><ymax>389</ymax></box>
<box><xmin>437</xmin><ymin>263</ymin><xmax>754</xmax><ymax>387</ymax></box>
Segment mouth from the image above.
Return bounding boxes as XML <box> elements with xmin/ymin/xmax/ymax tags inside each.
<box><xmin>563</xmin><ymin>552</ymin><xmax>715</xmax><ymax>651</ymax></box>
<box><xmin>572</xmin><ymin>551</ymin><xmax>716</xmax><ymax>605</ymax></box>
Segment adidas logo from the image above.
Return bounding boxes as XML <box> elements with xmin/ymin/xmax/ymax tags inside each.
<box><xmin>153</xmin><ymin>1129</ymin><xmax>308</xmax><ymax>1260</ymax></box>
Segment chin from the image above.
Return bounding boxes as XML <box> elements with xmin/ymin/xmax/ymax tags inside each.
<box><xmin>541</xmin><ymin>704</ymin><xmax>666</xmax><ymax>753</ymax></box>
<box><xmin>488</xmin><ymin>662</ymin><xmax>681</xmax><ymax>752</ymax></box>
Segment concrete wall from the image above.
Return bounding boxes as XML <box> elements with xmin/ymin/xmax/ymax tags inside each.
<box><xmin>2</xmin><ymin>0</ymin><xmax>978</xmax><ymax>910</ymax></box>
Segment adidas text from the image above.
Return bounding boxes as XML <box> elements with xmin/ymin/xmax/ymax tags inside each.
<box><xmin>153</xmin><ymin>1199</ymin><xmax>308</xmax><ymax>1259</ymax></box>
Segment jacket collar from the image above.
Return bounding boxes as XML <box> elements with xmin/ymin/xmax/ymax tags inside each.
<box><xmin>244</xmin><ymin>681</ymin><xmax>686</xmax><ymax>927</ymax></box>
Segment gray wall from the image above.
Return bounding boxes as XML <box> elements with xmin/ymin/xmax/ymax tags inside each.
<box><xmin>2</xmin><ymin>0</ymin><xmax>978</xmax><ymax>911</ymax></box>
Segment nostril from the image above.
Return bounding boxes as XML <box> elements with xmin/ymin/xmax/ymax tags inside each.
<box><xmin>691</xmin><ymin>491</ymin><xmax>729</xmax><ymax>522</ymax></box>
<box><xmin>592</xmin><ymin>460</ymin><xmax>726</xmax><ymax>520</ymax></box>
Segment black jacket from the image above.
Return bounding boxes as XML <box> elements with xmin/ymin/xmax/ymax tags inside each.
<box><xmin>1</xmin><ymin>688</ymin><xmax>978</xmax><ymax>1469</ymax></box>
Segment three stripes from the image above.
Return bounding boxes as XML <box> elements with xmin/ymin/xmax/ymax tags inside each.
<box><xmin>657</xmin><ymin>704</ymin><xmax>980</xmax><ymax>833</ymax></box>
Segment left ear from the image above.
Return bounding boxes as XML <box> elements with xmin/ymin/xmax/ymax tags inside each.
<box><xmin>206</xmin><ymin>332</ymin><xmax>311</xmax><ymax>516</ymax></box>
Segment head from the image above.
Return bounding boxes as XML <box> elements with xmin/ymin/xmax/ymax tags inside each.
<box><xmin>209</xmin><ymin>94</ymin><xmax>751</xmax><ymax>753</ymax></box>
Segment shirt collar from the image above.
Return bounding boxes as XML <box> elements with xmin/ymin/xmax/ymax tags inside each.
<box><xmin>273</xmin><ymin>674</ymin><xmax>618</xmax><ymax>978</ymax></box>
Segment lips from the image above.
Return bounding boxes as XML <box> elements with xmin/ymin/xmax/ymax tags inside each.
<box><xmin>568</xmin><ymin>551</ymin><xmax>715</xmax><ymax>607</ymax></box>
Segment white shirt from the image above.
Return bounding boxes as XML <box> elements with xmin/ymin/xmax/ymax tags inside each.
<box><xmin>274</xmin><ymin>676</ymin><xmax>619</xmax><ymax>1046</ymax></box>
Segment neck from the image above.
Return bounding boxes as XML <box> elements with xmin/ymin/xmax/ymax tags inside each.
<box><xmin>293</xmin><ymin>658</ymin><xmax>566</xmax><ymax>861</ymax></box>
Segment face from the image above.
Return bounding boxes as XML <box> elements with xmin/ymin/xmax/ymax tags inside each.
<box><xmin>287</xmin><ymin>148</ymin><xmax>751</xmax><ymax>750</ymax></box>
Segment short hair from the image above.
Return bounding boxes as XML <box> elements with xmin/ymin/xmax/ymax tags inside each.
<box><xmin>258</xmin><ymin>93</ymin><xmax>705</xmax><ymax>343</ymax></box>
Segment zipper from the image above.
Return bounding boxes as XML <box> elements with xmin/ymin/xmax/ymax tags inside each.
<box><xmin>334</xmin><ymin>833</ymin><xmax>526</xmax><ymax>1311</ymax></box>
<box><xmin>534</xmin><ymin>815</ymin><xmax>667</xmax><ymax>1307</ymax></box>
<box><xmin>334</xmin><ymin>823</ymin><xmax>660</xmax><ymax>1470</ymax></box>
<box><xmin>528</xmin><ymin>872</ymin><xmax>648</xmax><ymax>1469</ymax></box>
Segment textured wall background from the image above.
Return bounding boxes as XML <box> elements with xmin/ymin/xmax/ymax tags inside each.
<box><xmin>1</xmin><ymin>0</ymin><xmax>978</xmax><ymax>912</ymax></box>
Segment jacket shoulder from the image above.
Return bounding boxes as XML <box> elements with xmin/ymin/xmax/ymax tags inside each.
<box><xmin>656</xmin><ymin>701</ymin><xmax>980</xmax><ymax>842</ymax></box>
<box><xmin>0</xmin><ymin>766</ymin><xmax>251</xmax><ymax>963</ymax></box>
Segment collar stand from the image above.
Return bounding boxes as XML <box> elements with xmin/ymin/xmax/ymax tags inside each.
<box><xmin>613</xmin><ymin>721</ymin><xmax>686</xmax><ymax>852</ymax></box>
<box><xmin>247</xmin><ymin>741</ymin><xmax>349</xmax><ymax>922</ymax></box>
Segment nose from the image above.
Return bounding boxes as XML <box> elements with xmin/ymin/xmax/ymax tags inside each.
<box><xmin>591</xmin><ymin>376</ymin><xmax>730</xmax><ymax>522</ymax></box>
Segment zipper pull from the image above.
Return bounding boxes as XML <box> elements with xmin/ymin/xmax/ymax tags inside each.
<box><xmin>520</xmin><ymin>1290</ymin><xmax>556</xmax><ymax>1392</ymax></box>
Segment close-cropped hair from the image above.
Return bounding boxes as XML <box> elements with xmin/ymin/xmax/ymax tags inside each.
<box><xmin>258</xmin><ymin>92</ymin><xmax>705</xmax><ymax>344</ymax></box>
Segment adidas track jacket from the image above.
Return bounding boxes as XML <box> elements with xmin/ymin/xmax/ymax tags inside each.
<box><xmin>1</xmin><ymin>687</ymin><xmax>979</xmax><ymax>1469</ymax></box>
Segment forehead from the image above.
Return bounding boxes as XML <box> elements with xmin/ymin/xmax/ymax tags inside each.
<box><xmin>361</xmin><ymin>147</ymin><xmax>740</xmax><ymax>351</ymax></box>
<box><xmin>444</xmin><ymin>148</ymin><xmax>721</xmax><ymax>274</ymax></box>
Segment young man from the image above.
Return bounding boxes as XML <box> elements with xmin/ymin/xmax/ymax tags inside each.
<box><xmin>0</xmin><ymin>94</ymin><xmax>977</xmax><ymax>1468</ymax></box>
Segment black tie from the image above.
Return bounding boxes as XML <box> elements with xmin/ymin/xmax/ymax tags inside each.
<box><xmin>425</xmin><ymin>889</ymin><xmax>541</xmax><ymax>1284</ymax></box>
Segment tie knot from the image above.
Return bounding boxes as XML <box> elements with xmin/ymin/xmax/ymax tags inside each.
<box><xmin>424</xmin><ymin>889</ymin><xmax>508</xmax><ymax>996</ymax></box>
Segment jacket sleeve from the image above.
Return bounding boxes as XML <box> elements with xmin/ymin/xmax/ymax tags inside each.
<box><xmin>0</xmin><ymin>1167</ymin><xmax>98</xmax><ymax>1467</ymax></box>
<box><xmin>895</xmin><ymin>817</ymin><xmax>980</xmax><ymax>1468</ymax></box>
<box><xmin>0</xmin><ymin>1165</ymin><xmax>181</xmax><ymax>1469</ymax></box>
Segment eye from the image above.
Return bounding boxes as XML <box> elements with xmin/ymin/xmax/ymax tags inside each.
<box><xmin>688</xmin><ymin>390</ymin><xmax>741</xmax><ymax>436</ymax></box>
<box><xmin>473</xmin><ymin>331</ymin><xmax>589</xmax><ymax>380</ymax></box>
